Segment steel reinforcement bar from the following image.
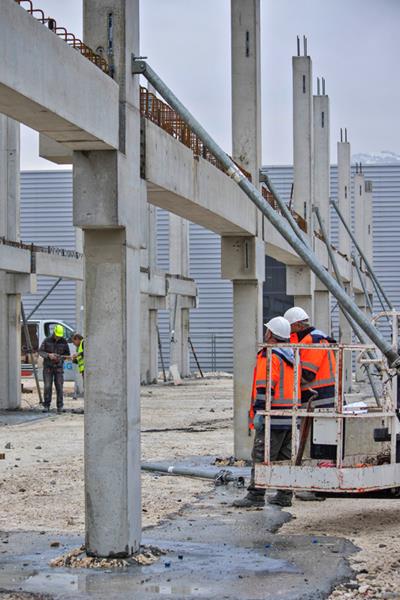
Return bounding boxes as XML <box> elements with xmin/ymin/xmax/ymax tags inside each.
<box><xmin>0</xmin><ymin>237</ymin><xmax>82</xmax><ymax>260</ymax></box>
<box><xmin>15</xmin><ymin>0</ymin><xmax>109</xmax><ymax>75</ymax></box>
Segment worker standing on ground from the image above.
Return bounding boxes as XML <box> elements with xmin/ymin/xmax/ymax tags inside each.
<box><xmin>71</xmin><ymin>333</ymin><xmax>85</xmax><ymax>379</ymax></box>
<box><xmin>233</xmin><ymin>317</ymin><xmax>300</xmax><ymax>508</ymax></box>
<box><xmin>39</xmin><ymin>324</ymin><xmax>70</xmax><ymax>414</ymax></box>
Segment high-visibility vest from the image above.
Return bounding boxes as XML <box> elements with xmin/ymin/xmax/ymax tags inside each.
<box><xmin>76</xmin><ymin>340</ymin><xmax>85</xmax><ymax>374</ymax></box>
<box><xmin>249</xmin><ymin>347</ymin><xmax>301</xmax><ymax>430</ymax></box>
<box><xmin>291</xmin><ymin>327</ymin><xmax>336</xmax><ymax>408</ymax></box>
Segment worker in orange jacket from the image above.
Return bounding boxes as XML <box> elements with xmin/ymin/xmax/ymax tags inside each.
<box><xmin>233</xmin><ymin>316</ymin><xmax>301</xmax><ymax>509</ymax></box>
<box><xmin>284</xmin><ymin>306</ymin><xmax>336</xmax><ymax>481</ymax></box>
<box><xmin>284</xmin><ymin>307</ymin><xmax>336</xmax><ymax>411</ymax></box>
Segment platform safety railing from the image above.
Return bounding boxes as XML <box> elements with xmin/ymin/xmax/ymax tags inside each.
<box><xmin>255</xmin><ymin>342</ymin><xmax>399</xmax><ymax>492</ymax></box>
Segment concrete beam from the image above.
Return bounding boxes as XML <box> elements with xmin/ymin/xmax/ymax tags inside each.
<box><xmin>4</xmin><ymin>274</ymin><xmax>36</xmax><ymax>295</ymax></box>
<box><xmin>166</xmin><ymin>276</ymin><xmax>197</xmax><ymax>298</ymax></box>
<box><xmin>145</xmin><ymin>120</ymin><xmax>256</xmax><ymax>236</ymax></box>
<box><xmin>0</xmin><ymin>244</ymin><xmax>30</xmax><ymax>273</ymax></box>
<box><xmin>39</xmin><ymin>135</ymin><xmax>73</xmax><ymax>165</ymax></box>
<box><xmin>0</xmin><ymin>1</ymin><xmax>119</xmax><ymax>150</ymax></box>
<box><xmin>34</xmin><ymin>252</ymin><xmax>83</xmax><ymax>280</ymax></box>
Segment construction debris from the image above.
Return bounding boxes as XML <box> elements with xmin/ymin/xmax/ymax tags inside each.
<box><xmin>50</xmin><ymin>545</ymin><xmax>165</xmax><ymax>569</ymax></box>
<box><xmin>212</xmin><ymin>456</ymin><xmax>249</xmax><ymax>467</ymax></box>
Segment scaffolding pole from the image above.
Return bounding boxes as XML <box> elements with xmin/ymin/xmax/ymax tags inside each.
<box><xmin>330</xmin><ymin>199</ymin><xmax>393</xmax><ymax>311</ymax></box>
<box><xmin>132</xmin><ymin>58</ymin><xmax>400</xmax><ymax>370</ymax></box>
<box><xmin>352</xmin><ymin>254</ymin><xmax>374</xmax><ymax>314</ymax></box>
<box><xmin>313</xmin><ymin>206</ymin><xmax>381</xmax><ymax>406</ymax></box>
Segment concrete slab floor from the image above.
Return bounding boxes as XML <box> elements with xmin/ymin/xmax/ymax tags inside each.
<box><xmin>0</xmin><ymin>484</ymin><xmax>355</xmax><ymax>600</ymax></box>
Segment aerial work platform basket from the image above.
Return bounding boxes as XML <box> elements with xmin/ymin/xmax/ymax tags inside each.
<box><xmin>254</xmin><ymin>336</ymin><xmax>400</xmax><ymax>494</ymax></box>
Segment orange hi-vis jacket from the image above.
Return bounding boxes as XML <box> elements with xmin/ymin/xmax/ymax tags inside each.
<box><xmin>291</xmin><ymin>327</ymin><xmax>336</xmax><ymax>408</ymax></box>
<box><xmin>249</xmin><ymin>346</ymin><xmax>301</xmax><ymax>430</ymax></box>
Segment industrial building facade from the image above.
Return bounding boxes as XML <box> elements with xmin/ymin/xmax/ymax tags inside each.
<box><xmin>21</xmin><ymin>164</ymin><xmax>400</xmax><ymax>373</ymax></box>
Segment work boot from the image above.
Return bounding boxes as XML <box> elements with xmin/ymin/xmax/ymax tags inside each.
<box><xmin>295</xmin><ymin>491</ymin><xmax>326</xmax><ymax>502</ymax></box>
<box><xmin>232</xmin><ymin>493</ymin><xmax>265</xmax><ymax>508</ymax></box>
<box><xmin>267</xmin><ymin>491</ymin><xmax>293</xmax><ymax>507</ymax></box>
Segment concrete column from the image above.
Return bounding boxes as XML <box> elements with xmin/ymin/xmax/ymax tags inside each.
<box><xmin>289</xmin><ymin>38</ymin><xmax>314</xmax><ymax>319</ymax></box>
<box><xmin>169</xmin><ymin>213</ymin><xmax>190</xmax><ymax>378</ymax></box>
<box><xmin>0</xmin><ymin>115</ymin><xmax>21</xmax><ymax>410</ymax></box>
<box><xmin>74</xmin><ymin>227</ymin><xmax>84</xmax><ymax>398</ymax></box>
<box><xmin>312</xmin><ymin>81</ymin><xmax>330</xmax><ymax>331</ymax></box>
<box><xmin>230</xmin><ymin>0</ymin><xmax>264</xmax><ymax>459</ymax></box>
<box><xmin>354</xmin><ymin>171</ymin><xmax>373</xmax><ymax>266</ymax></box>
<box><xmin>364</xmin><ymin>180</ymin><xmax>373</xmax><ymax>266</ymax></box>
<box><xmin>286</xmin><ymin>265</ymin><xmax>313</xmax><ymax>319</ymax></box>
<box><xmin>353</xmin><ymin>172</ymin><xmax>364</xmax><ymax>256</ymax></box>
<box><xmin>363</xmin><ymin>180</ymin><xmax>374</xmax><ymax>264</ymax></box>
<box><xmin>292</xmin><ymin>41</ymin><xmax>313</xmax><ymax>230</ymax></box>
<box><xmin>355</xmin><ymin>291</ymin><xmax>367</xmax><ymax>382</ymax></box>
<box><xmin>140</xmin><ymin>202</ymin><xmax>158</xmax><ymax>384</ymax></box>
<box><xmin>337</xmin><ymin>137</ymin><xmax>351</xmax><ymax>258</ymax></box>
<box><xmin>222</xmin><ymin>237</ymin><xmax>264</xmax><ymax>459</ymax></box>
<box><xmin>337</xmin><ymin>135</ymin><xmax>352</xmax><ymax>391</ymax></box>
<box><xmin>74</xmin><ymin>0</ymin><xmax>142</xmax><ymax>557</ymax></box>
<box><xmin>353</xmin><ymin>175</ymin><xmax>374</xmax><ymax>382</ymax></box>
<box><xmin>231</xmin><ymin>0</ymin><xmax>261</xmax><ymax>188</ymax></box>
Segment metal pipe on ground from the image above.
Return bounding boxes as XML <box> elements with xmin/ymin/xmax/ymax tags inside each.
<box><xmin>330</xmin><ymin>199</ymin><xmax>393</xmax><ymax>312</ymax></box>
<box><xmin>141</xmin><ymin>462</ymin><xmax>245</xmax><ymax>487</ymax></box>
<box><xmin>132</xmin><ymin>58</ymin><xmax>400</xmax><ymax>370</ymax></box>
<box><xmin>313</xmin><ymin>206</ymin><xmax>381</xmax><ymax>407</ymax></box>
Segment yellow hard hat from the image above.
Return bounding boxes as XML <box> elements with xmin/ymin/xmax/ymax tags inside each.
<box><xmin>54</xmin><ymin>324</ymin><xmax>64</xmax><ymax>337</ymax></box>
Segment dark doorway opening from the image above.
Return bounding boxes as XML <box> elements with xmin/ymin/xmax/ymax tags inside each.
<box><xmin>263</xmin><ymin>256</ymin><xmax>294</xmax><ymax>324</ymax></box>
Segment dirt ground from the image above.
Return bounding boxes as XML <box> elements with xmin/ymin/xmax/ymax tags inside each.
<box><xmin>1</xmin><ymin>376</ymin><xmax>400</xmax><ymax>599</ymax></box>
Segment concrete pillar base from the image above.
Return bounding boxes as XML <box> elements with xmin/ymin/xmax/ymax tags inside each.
<box><xmin>233</xmin><ymin>280</ymin><xmax>263</xmax><ymax>460</ymax></box>
<box><xmin>84</xmin><ymin>229</ymin><xmax>141</xmax><ymax>557</ymax></box>
<box><xmin>169</xmin><ymin>296</ymin><xmax>190</xmax><ymax>379</ymax></box>
<box><xmin>0</xmin><ymin>116</ymin><xmax>20</xmax><ymax>410</ymax></box>
<box><xmin>140</xmin><ymin>295</ymin><xmax>158</xmax><ymax>384</ymax></box>
<box><xmin>0</xmin><ymin>281</ymin><xmax>21</xmax><ymax>410</ymax></box>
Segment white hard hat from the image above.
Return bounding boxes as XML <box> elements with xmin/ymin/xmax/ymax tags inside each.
<box><xmin>283</xmin><ymin>306</ymin><xmax>310</xmax><ymax>325</ymax></box>
<box><xmin>265</xmin><ymin>316</ymin><xmax>291</xmax><ymax>340</ymax></box>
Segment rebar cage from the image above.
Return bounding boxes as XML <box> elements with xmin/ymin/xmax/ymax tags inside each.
<box><xmin>254</xmin><ymin>342</ymin><xmax>400</xmax><ymax>493</ymax></box>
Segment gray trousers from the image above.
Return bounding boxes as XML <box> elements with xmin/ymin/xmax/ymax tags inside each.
<box><xmin>43</xmin><ymin>367</ymin><xmax>64</xmax><ymax>409</ymax></box>
<box><xmin>248</xmin><ymin>424</ymin><xmax>293</xmax><ymax>498</ymax></box>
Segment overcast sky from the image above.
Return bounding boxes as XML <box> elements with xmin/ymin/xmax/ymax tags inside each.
<box><xmin>20</xmin><ymin>0</ymin><xmax>400</xmax><ymax>170</ymax></box>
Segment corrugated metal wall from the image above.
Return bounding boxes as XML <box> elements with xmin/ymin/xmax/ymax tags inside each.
<box><xmin>264</xmin><ymin>164</ymin><xmax>400</xmax><ymax>340</ymax></box>
<box><xmin>156</xmin><ymin>209</ymin><xmax>233</xmax><ymax>372</ymax></box>
<box><xmin>20</xmin><ymin>166</ymin><xmax>400</xmax><ymax>372</ymax></box>
<box><xmin>20</xmin><ymin>171</ymin><xmax>76</xmax><ymax>327</ymax></box>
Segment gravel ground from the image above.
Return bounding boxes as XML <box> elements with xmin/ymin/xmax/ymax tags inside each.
<box><xmin>1</xmin><ymin>376</ymin><xmax>400</xmax><ymax>599</ymax></box>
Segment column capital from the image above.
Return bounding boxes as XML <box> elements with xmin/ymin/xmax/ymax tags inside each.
<box><xmin>221</xmin><ymin>236</ymin><xmax>265</xmax><ymax>281</ymax></box>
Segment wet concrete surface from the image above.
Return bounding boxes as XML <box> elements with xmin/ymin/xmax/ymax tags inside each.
<box><xmin>0</xmin><ymin>468</ymin><xmax>356</xmax><ymax>600</ymax></box>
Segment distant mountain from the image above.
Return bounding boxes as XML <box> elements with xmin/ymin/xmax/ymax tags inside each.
<box><xmin>352</xmin><ymin>151</ymin><xmax>400</xmax><ymax>165</ymax></box>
